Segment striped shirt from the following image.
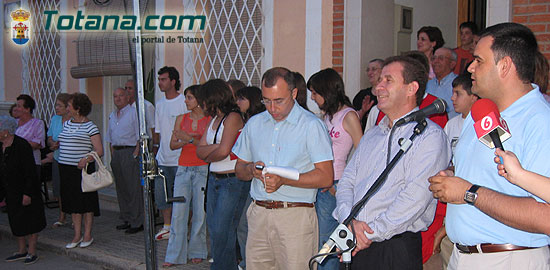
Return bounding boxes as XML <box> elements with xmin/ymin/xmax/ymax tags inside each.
<box><xmin>58</xmin><ymin>120</ymin><xmax>100</xmax><ymax>166</ymax></box>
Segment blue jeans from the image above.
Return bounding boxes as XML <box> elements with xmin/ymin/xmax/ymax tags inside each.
<box><xmin>155</xmin><ymin>165</ymin><xmax>177</xmax><ymax>210</ymax></box>
<box><xmin>206</xmin><ymin>174</ymin><xmax>250</xmax><ymax>270</ymax></box>
<box><xmin>316</xmin><ymin>188</ymin><xmax>339</xmax><ymax>270</ymax></box>
<box><xmin>165</xmin><ymin>165</ymin><xmax>208</xmax><ymax>264</ymax></box>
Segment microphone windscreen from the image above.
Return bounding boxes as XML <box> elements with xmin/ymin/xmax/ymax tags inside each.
<box><xmin>471</xmin><ymin>99</ymin><xmax>500</xmax><ymax>122</ymax></box>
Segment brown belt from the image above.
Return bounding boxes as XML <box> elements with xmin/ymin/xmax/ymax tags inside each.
<box><xmin>254</xmin><ymin>200</ymin><xmax>314</xmax><ymax>209</ymax></box>
<box><xmin>455</xmin><ymin>243</ymin><xmax>536</xmax><ymax>254</ymax></box>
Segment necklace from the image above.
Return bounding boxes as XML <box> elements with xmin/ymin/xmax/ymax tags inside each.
<box><xmin>68</xmin><ymin>119</ymin><xmax>85</xmax><ymax>133</ymax></box>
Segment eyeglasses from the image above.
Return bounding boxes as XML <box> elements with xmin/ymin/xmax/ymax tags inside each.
<box><xmin>261</xmin><ymin>96</ymin><xmax>290</xmax><ymax>106</ymax></box>
<box><xmin>367</xmin><ymin>67</ymin><xmax>381</xmax><ymax>72</ymax></box>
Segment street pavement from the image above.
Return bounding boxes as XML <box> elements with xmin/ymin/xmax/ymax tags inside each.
<box><xmin>0</xmin><ymin>186</ymin><xmax>211</xmax><ymax>270</ymax></box>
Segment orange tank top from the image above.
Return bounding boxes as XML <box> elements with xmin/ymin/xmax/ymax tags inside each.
<box><xmin>178</xmin><ymin>113</ymin><xmax>211</xmax><ymax>166</ymax></box>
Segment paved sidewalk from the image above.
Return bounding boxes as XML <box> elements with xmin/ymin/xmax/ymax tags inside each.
<box><xmin>0</xmin><ymin>190</ymin><xmax>211</xmax><ymax>270</ymax></box>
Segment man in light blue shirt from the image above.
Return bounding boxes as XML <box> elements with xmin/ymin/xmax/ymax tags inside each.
<box><xmin>429</xmin><ymin>23</ymin><xmax>550</xmax><ymax>270</ymax></box>
<box><xmin>233</xmin><ymin>67</ymin><xmax>333</xmax><ymax>270</ymax></box>
<box><xmin>107</xmin><ymin>88</ymin><xmax>142</xmax><ymax>234</ymax></box>
<box><xmin>333</xmin><ymin>56</ymin><xmax>451</xmax><ymax>270</ymax></box>
<box><xmin>426</xmin><ymin>47</ymin><xmax>459</xmax><ymax>119</ymax></box>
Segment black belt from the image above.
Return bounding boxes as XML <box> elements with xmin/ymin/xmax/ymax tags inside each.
<box><xmin>113</xmin><ymin>145</ymin><xmax>135</xmax><ymax>150</ymax></box>
<box><xmin>210</xmin><ymin>172</ymin><xmax>236</xmax><ymax>179</ymax></box>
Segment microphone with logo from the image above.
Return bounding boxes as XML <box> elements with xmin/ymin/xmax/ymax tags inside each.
<box><xmin>395</xmin><ymin>98</ymin><xmax>447</xmax><ymax>127</ymax></box>
<box><xmin>471</xmin><ymin>99</ymin><xmax>511</xmax><ymax>161</ymax></box>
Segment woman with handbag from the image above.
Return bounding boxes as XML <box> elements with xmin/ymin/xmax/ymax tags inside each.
<box><xmin>57</xmin><ymin>93</ymin><xmax>104</xmax><ymax>249</ymax></box>
<box><xmin>0</xmin><ymin>116</ymin><xmax>46</xmax><ymax>265</ymax></box>
<box><xmin>196</xmin><ymin>79</ymin><xmax>250</xmax><ymax>270</ymax></box>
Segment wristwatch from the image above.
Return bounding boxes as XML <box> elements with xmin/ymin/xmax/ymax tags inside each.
<box><xmin>464</xmin><ymin>184</ymin><xmax>481</xmax><ymax>205</ymax></box>
<box><xmin>188</xmin><ymin>138</ymin><xmax>194</xmax><ymax>144</ymax></box>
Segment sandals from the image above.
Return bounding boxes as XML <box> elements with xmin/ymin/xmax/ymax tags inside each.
<box><xmin>52</xmin><ymin>221</ymin><xmax>66</xmax><ymax>228</ymax></box>
<box><xmin>162</xmin><ymin>262</ymin><xmax>176</xmax><ymax>268</ymax></box>
<box><xmin>191</xmin><ymin>258</ymin><xmax>203</xmax><ymax>264</ymax></box>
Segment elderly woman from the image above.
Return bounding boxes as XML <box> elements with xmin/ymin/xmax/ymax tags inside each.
<box><xmin>0</xmin><ymin>116</ymin><xmax>46</xmax><ymax>265</ymax></box>
<box><xmin>11</xmin><ymin>94</ymin><xmax>45</xmax><ymax>174</ymax></box>
<box><xmin>58</xmin><ymin>93</ymin><xmax>104</xmax><ymax>249</ymax></box>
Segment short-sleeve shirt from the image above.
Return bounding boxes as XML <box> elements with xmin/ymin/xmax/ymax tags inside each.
<box><xmin>58</xmin><ymin>120</ymin><xmax>100</xmax><ymax>166</ymax></box>
<box><xmin>446</xmin><ymin>87</ymin><xmax>550</xmax><ymax>247</ymax></box>
<box><xmin>154</xmin><ymin>94</ymin><xmax>188</xmax><ymax>166</ymax></box>
<box><xmin>47</xmin><ymin>115</ymin><xmax>65</xmax><ymax>161</ymax></box>
<box><xmin>232</xmin><ymin>101</ymin><xmax>333</xmax><ymax>203</ymax></box>
<box><xmin>15</xmin><ymin>118</ymin><xmax>44</xmax><ymax>165</ymax></box>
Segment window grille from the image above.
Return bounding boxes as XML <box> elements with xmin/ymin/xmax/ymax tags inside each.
<box><xmin>184</xmin><ymin>0</ymin><xmax>263</xmax><ymax>87</ymax></box>
<box><xmin>23</xmin><ymin>0</ymin><xmax>61</xmax><ymax>123</ymax></box>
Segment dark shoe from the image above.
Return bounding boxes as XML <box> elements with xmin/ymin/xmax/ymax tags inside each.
<box><xmin>125</xmin><ymin>225</ymin><xmax>144</xmax><ymax>234</ymax></box>
<box><xmin>116</xmin><ymin>222</ymin><xmax>130</xmax><ymax>230</ymax></box>
<box><xmin>23</xmin><ymin>254</ymin><xmax>38</xmax><ymax>265</ymax></box>
<box><xmin>5</xmin><ymin>252</ymin><xmax>27</xmax><ymax>262</ymax></box>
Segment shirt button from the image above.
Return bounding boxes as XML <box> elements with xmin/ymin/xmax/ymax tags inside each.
<box><xmin>275</xmin><ymin>128</ymin><xmax>278</xmax><ymax>130</ymax></box>
<box><xmin>272</xmin><ymin>144</ymin><xmax>275</xmax><ymax>147</ymax></box>
<box><xmin>269</xmin><ymin>162</ymin><xmax>273</xmax><ymax>164</ymax></box>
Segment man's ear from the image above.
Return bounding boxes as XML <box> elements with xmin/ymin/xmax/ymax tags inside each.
<box><xmin>497</xmin><ymin>56</ymin><xmax>513</xmax><ymax>79</ymax></box>
<box><xmin>291</xmin><ymin>88</ymin><xmax>298</xmax><ymax>99</ymax></box>
<box><xmin>407</xmin><ymin>81</ymin><xmax>419</xmax><ymax>97</ymax></box>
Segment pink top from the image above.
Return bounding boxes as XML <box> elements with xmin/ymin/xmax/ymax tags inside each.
<box><xmin>15</xmin><ymin>118</ymin><xmax>45</xmax><ymax>165</ymax></box>
<box><xmin>324</xmin><ymin>107</ymin><xmax>357</xmax><ymax>180</ymax></box>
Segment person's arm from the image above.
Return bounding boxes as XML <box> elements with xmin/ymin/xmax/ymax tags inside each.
<box><xmin>429</xmin><ymin>174</ymin><xmax>550</xmax><ymax>235</ymax></box>
<box><xmin>196</xmin><ymin>117</ymin><xmax>218</xmax><ymax>160</ymax></box>
<box><xmin>28</xmin><ymin>120</ymin><xmax>45</xmax><ymax>150</ymax></box>
<box><xmin>169</xmin><ymin>115</ymin><xmax>186</xmax><ymax>150</ymax></box>
<box><xmin>78</xmin><ymin>133</ymin><xmax>104</xmax><ymax>169</ymax></box>
<box><xmin>495</xmin><ymin>148</ymin><xmax>550</xmax><ymax>203</ymax></box>
<box><xmin>342</xmin><ymin>110</ymin><xmax>363</xmax><ymax>149</ymax></box>
<box><xmin>203</xmin><ymin>112</ymin><xmax>243</xmax><ymax>163</ymax></box>
<box><xmin>357</xmin><ymin>95</ymin><xmax>375</xmax><ymax>121</ymax></box>
<box><xmin>47</xmin><ymin>136</ymin><xmax>58</xmax><ymax>151</ymax></box>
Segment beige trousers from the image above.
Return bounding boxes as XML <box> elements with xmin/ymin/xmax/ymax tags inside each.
<box><xmin>246</xmin><ymin>203</ymin><xmax>318</xmax><ymax>270</ymax></box>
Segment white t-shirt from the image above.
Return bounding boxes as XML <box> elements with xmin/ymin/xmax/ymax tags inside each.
<box><xmin>443</xmin><ymin>114</ymin><xmax>465</xmax><ymax>156</ymax></box>
<box><xmin>154</xmin><ymin>94</ymin><xmax>188</xmax><ymax>166</ymax></box>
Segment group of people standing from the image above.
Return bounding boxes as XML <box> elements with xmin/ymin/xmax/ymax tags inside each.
<box><xmin>2</xmin><ymin>20</ymin><xmax>549</xmax><ymax>270</ymax></box>
<box><xmin>0</xmin><ymin>92</ymin><xmax>101</xmax><ymax>265</ymax></box>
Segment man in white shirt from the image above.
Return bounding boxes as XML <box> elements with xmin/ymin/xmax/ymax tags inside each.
<box><xmin>153</xmin><ymin>67</ymin><xmax>188</xmax><ymax>240</ymax></box>
<box><xmin>107</xmin><ymin>88</ymin><xmax>143</xmax><ymax>234</ymax></box>
<box><xmin>125</xmin><ymin>79</ymin><xmax>155</xmax><ymax>139</ymax></box>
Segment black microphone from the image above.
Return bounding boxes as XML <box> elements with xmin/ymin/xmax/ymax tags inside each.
<box><xmin>394</xmin><ymin>98</ymin><xmax>447</xmax><ymax>127</ymax></box>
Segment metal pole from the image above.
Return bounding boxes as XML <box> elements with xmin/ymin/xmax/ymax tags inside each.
<box><xmin>131</xmin><ymin>1</ymin><xmax>157</xmax><ymax>269</ymax></box>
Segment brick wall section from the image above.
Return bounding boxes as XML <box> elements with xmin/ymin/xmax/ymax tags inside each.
<box><xmin>333</xmin><ymin>0</ymin><xmax>345</xmax><ymax>75</ymax></box>
<box><xmin>512</xmin><ymin>0</ymin><xmax>550</xmax><ymax>92</ymax></box>
<box><xmin>512</xmin><ymin>0</ymin><xmax>550</xmax><ymax>62</ymax></box>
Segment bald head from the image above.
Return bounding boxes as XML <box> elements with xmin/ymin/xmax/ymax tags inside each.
<box><xmin>432</xmin><ymin>47</ymin><xmax>457</xmax><ymax>80</ymax></box>
<box><xmin>114</xmin><ymin>87</ymin><xmax>129</xmax><ymax>110</ymax></box>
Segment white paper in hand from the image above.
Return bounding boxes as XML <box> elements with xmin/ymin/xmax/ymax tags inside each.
<box><xmin>262</xmin><ymin>166</ymin><xmax>300</xmax><ymax>181</ymax></box>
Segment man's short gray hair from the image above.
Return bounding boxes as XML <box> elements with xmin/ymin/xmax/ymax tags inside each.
<box><xmin>0</xmin><ymin>116</ymin><xmax>18</xmax><ymax>135</ymax></box>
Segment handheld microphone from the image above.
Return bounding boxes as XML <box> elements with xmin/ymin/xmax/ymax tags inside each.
<box><xmin>471</xmin><ymin>99</ymin><xmax>511</xmax><ymax>150</ymax></box>
<box><xmin>395</xmin><ymin>98</ymin><xmax>447</xmax><ymax>127</ymax></box>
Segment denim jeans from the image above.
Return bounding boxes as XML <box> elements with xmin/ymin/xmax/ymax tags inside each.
<box><xmin>206</xmin><ymin>174</ymin><xmax>250</xmax><ymax>270</ymax></box>
<box><xmin>165</xmin><ymin>165</ymin><xmax>208</xmax><ymax>264</ymax></box>
<box><xmin>316</xmin><ymin>188</ymin><xmax>339</xmax><ymax>270</ymax></box>
<box><xmin>155</xmin><ymin>165</ymin><xmax>177</xmax><ymax>210</ymax></box>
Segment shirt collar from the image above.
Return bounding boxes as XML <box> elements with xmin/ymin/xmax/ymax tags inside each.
<box><xmin>379</xmin><ymin>107</ymin><xmax>419</xmax><ymax>133</ymax></box>
<box><xmin>265</xmin><ymin>100</ymin><xmax>301</xmax><ymax>125</ymax></box>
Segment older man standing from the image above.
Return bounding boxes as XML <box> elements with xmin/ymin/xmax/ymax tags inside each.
<box><xmin>107</xmin><ymin>88</ymin><xmax>143</xmax><ymax>234</ymax></box>
<box><xmin>426</xmin><ymin>47</ymin><xmax>458</xmax><ymax>119</ymax></box>
<box><xmin>233</xmin><ymin>67</ymin><xmax>334</xmax><ymax>270</ymax></box>
<box><xmin>125</xmin><ymin>79</ymin><xmax>155</xmax><ymax>140</ymax></box>
<box><xmin>334</xmin><ymin>56</ymin><xmax>451</xmax><ymax>269</ymax></box>
<box><xmin>429</xmin><ymin>23</ymin><xmax>550</xmax><ymax>270</ymax></box>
